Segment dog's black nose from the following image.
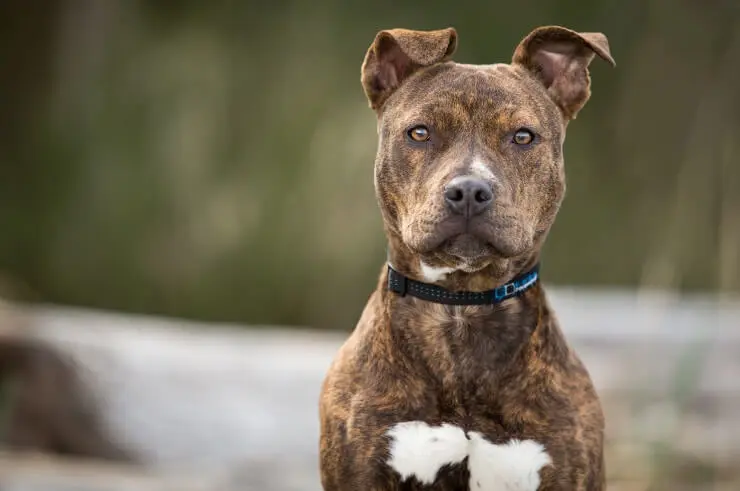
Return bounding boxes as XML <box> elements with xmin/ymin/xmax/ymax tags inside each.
<box><xmin>444</xmin><ymin>176</ymin><xmax>493</xmax><ymax>216</ymax></box>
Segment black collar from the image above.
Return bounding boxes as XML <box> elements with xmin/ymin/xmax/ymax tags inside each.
<box><xmin>387</xmin><ymin>263</ymin><xmax>540</xmax><ymax>305</ymax></box>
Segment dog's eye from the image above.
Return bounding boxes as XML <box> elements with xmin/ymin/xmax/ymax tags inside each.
<box><xmin>407</xmin><ymin>125</ymin><xmax>430</xmax><ymax>142</ymax></box>
<box><xmin>513</xmin><ymin>129</ymin><xmax>535</xmax><ymax>146</ymax></box>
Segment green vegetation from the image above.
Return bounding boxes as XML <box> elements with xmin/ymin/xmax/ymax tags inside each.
<box><xmin>0</xmin><ymin>1</ymin><xmax>738</xmax><ymax>330</ymax></box>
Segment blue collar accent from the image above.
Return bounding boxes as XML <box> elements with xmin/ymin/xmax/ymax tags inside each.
<box><xmin>387</xmin><ymin>264</ymin><xmax>540</xmax><ymax>305</ymax></box>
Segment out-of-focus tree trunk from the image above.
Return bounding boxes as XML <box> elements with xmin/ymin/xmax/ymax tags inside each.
<box><xmin>0</xmin><ymin>0</ymin><xmax>62</xmax><ymax>296</ymax></box>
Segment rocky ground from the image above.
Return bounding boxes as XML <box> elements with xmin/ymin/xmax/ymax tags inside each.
<box><xmin>0</xmin><ymin>288</ymin><xmax>739</xmax><ymax>490</ymax></box>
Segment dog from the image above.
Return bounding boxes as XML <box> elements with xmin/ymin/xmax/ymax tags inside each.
<box><xmin>319</xmin><ymin>25</ymin><xmax>615</xmax><ymax>491</ymax></box>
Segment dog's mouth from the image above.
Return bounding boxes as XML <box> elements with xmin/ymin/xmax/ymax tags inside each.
<box><xmin>412</xmin><ymin>215</ymin><xmax>532</xmax><ymax>261</ymax></box>
<box><xmin>442</xmin><ymin>233</ymin><xmax>494</xmax><ymax>260</ymax></box>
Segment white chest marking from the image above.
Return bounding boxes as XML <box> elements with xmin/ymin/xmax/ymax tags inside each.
<box><xmin>419</xmin><ymin>260</ymin><xmax>457</xmax><ymax>283</ymax></box>
<box><xmin>386</xmin><ymin>421</ymin><xmax>551</xmax><ymax>490</ymax></box>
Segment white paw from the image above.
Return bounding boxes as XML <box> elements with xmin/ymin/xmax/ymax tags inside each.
<box><xmin>386</xmin><ymin>421</ymin><xmax>469</xmax><ymax>484</ymax></box>
<box><xmin>467</xmin><ymin>432</ymin><xmax>552</xmax><ymax>491</ymax></box>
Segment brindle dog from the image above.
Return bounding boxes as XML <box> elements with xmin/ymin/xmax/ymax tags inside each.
<box><xmin>319</xmin><ymin>25</ymin><xmax>615</xmax><ymax>491</ymax></box>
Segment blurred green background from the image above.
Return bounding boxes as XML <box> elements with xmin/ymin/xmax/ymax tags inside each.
<box><xmin>1</xmin><ymin>0</ymin><xmax>739</xmax><ymax>331</ymax></box>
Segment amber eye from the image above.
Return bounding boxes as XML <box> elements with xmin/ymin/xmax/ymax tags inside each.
<box><xmin>513</xmin><ymin>129</ymin><xmax>535</xmax><ymax>145</ymax></box>
<box><xmin>407</xmin><ymin>125</ymin><xmax>430</xmax><ymax>142</ymax></box>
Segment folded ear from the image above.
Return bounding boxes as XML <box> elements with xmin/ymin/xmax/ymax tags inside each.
<box><xmin>361</xmin><ymin>27</ymin><xmax>458</xmax><ymax>110</ymax></box>
<box><xmin>512</xmin><ymin>26</ymin><xmax>615</xmax><ymax>119</ymax></box>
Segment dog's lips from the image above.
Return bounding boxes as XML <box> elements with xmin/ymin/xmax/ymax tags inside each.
<box><xmin>443</xmin><ymin>233</ymin><xmax>493</xmax><ymax>260</ymax></box>
<box><xmin>413</xmin><ymin>215</ymin><xmax>531</xmax><ymax>260</ymax></box>
<box><xmin>413</xmin><ymin>221</ymin><xmax>496</xmax><ymax>259</ymax></box>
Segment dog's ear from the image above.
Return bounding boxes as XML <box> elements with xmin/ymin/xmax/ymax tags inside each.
<box><xmin>361</xmin><ymin>27</ymin><xmax>458</xmax><ymax>110</ymax></box>
<box><xmin>512</xmin><ymin>26</ymin><xmax>615</xmax><ymax>119</ymax></box>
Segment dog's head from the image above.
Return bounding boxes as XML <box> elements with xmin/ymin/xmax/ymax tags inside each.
<box><xmin>362</xmin><ymin>26</ymin><xmax>614</xmax><ymax>284</ymax></box>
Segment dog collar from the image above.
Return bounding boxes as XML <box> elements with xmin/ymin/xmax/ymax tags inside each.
<box><xmin>387</xmin><ymin>263</ymin><xmax>540</xmax><ymax>305</ymax></box>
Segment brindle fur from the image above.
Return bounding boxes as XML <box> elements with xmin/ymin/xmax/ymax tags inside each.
<box><xmin>320</xmin><ymin>25</ymin><xmax>615</xmax><ymax>491</ymax></box>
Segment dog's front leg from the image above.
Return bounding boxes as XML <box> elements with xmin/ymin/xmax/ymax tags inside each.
<box><xmin>319</xmin><ymin>432</ymin><xmax>402</xmax><ymax>491</ymax></box>
<box><xmin>322</xmin><ymin>415</ymin><xmax>476</xmax><ymax>490</ymax></box>
<box><xmin>320</xmin><ymin>406</ymin><xmax>404</xmax><ymax>491</ymax></box>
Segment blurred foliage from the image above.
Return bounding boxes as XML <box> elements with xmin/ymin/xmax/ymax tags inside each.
<box><xmin>0</xmin><ymin>0</ymin><xmax>739</xmax><ymax>330</ymax></box>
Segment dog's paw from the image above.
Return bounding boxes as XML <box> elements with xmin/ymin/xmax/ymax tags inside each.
<box><xmin>386</xmin><ymin>421</ymin><xmax>469</xmax><ymax>484</ymax></box>
<box><xmin>467</xmin><ymin>433</ymin><xmax>552</xmax><ymax>491</ymax></box>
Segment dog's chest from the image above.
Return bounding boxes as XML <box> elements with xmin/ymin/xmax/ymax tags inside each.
<box><xmin>386</xmin><ymin>306</ymin><xmax>550</xmax><ymax>489</ymax></box>
<box><xmin>386</xmin><ymin>421</ymin><xmax>551</xmax><ymax>491</ymax></box>
<box><xmin>398</xmin><ymin>466</ymin><xmax>468</xmax><ymax>491</ymax></box>
<box><xmin>407</xmin><ymin>304</ymin><xmax>533</xmax><ymax>376</ymax></box>
<box><xmin>403</xmin><ymin>305</ymin><xmax>535</xmax><ymax>413</ymax></box>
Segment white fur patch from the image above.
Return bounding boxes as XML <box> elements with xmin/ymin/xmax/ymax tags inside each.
<box><xmin>386</xmin><ymin>422</ymin><xmax>551</xmax><ymax>489</ymax></box>
<box><xmin>419</xmin><ymin>260</ymin><xmax>456</xmax><ymax>282</ymax></box>
<box><xmin>386</xmin><ymin>421</ymin><xmax>469</xmax><ymax>484</ymax></box>
<box><xmin>468</xmin><ymin>432</ymin><xmax>552</xmax><ymax>490</ymax></box>
<box><xmin>470</xmin><ymin>159</ymin><xmax>497</xmax><ymax>182</ymax></box>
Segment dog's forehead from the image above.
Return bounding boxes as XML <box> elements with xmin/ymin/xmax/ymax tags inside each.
<box><xmin>385</xmin><ymin>62</ymin><xmax>558</xmax><ymax>130</ymax></box>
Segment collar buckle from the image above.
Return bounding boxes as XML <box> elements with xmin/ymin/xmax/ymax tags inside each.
<box><xmin>494</xmin><ymin>282</ymin><xmax>516</xmax><ymax>301</ymax></box>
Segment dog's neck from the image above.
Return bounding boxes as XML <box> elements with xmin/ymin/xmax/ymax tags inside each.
<box><xmin>372</xmin><ymin>238</ymin><xmax>556</xmax><ymax>393</ymax></box>
<box><xmin>385</xmin><ymin>240</ymin><xmax>544</xmax><ymax>317</ymax></box>
<box><xmin>377</xmin><ymin>257</ymin><xmax>549</xmax><ymax>389</ymax></box>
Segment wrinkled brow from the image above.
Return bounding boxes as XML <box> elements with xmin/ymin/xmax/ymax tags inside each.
<box><xmin>399</xmin><ymin>103</ymin><xmax>473</xmax><ymax>127</ymax></box>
